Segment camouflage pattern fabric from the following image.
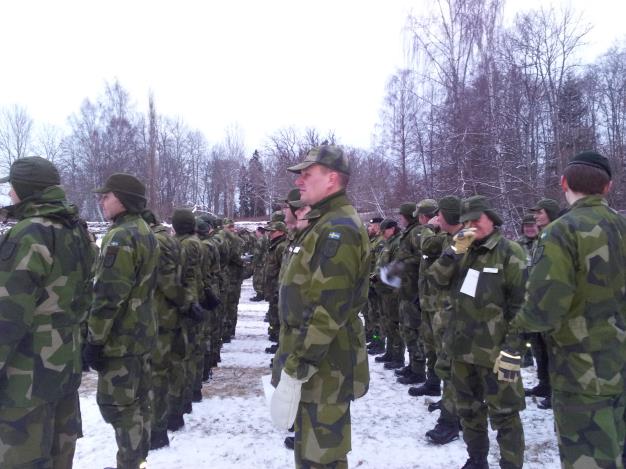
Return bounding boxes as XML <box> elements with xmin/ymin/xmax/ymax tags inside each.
<box><xmin>97</xmin><ymin>355</ymin><xmax>152</xmax><ymax>469</ymax></box>
<box><xmin>515</xmin><ymin>234</ymin><xmax>537</xmax><ymax>268</ymax></box>
<box><xmin>88</xmin><ymin>212</ymin><xmax>158</xmax><ymax>469</ymax></box>
<box><xmin>0</xmin><ymin>186</ymin><xmax>94</xmax><ymax>468</ymax></box>
<box><xmin>252</xmin><ymin>234</ymin><xmax>268</xmax><ymax>296</ymax></box>
<box><xmin>273</xmin><ymin>190</ymin><xmax>370</xmax><ymax>406</ymax></box>
<box><xmin>264</xmin><ymin>233</ymin><xmax>289</xmax><ymax>340</ymax></box>
<box><xmin>374</xmin><ymin>231</ymin><xmax>403</xmax><ymax>360</ymax></box>
<box><xmin>0</xmin><ymin>391</ymin><xmax>81</xmax><ymax>469</ymax></box>
<box><xmin>199</xmin><ymin>235</ymin><xmax>222</xmax><ymax>373</ymax></box>
<box><xmin>209</xmin><ymin>229</ymin><xmax>230</xmax><ymax>362</ymax></box>
<box><xmin>451</xmin><ymin>361</ymin><xmax>525</xmax><ymax>468</ymax></box>
<box><xmin>365</xmin><ymin>235</ymin><xmax>385</xmax><ymax>343</ymax></box>
<box><xmin>510</xmin><ymin>195</ymin><xmax>626</xmax><ymax>468</ymax></box>
<box><xmin>294</xmin><ymin>401</ymin><xmax>350</xmax><ymax>469</ymax></box>
<box><xmin>223</xmin><ymin>229</ymin><xmax>244</xmax><ymax>338</ymax></box>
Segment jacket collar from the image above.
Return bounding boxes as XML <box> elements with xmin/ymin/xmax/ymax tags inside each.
<box><xmin>304</xmin><ymin>190</ymin><xmax>350</xmax><ymax>221</ymax></box>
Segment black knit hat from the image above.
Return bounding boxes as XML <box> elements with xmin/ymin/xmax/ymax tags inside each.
<box><xmin>172</xmin><ymin>209</ymin><xmax>196</xmax><ymax>235</ymax></box>
<box><xmin>380</xmin><ymin>218</ymin><xmax>398</xmax><ymax>231</ymax></box>
<box><xmin>567</xmin><ymin>150</ymin><xmax>612</xmax><ymax>179</ymax></box>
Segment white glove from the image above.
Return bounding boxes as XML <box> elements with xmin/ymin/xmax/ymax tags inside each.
<box><xmin>270</xmin><ymin>370</ymin><xmax>304</xmax><ymax>430</ymax></box>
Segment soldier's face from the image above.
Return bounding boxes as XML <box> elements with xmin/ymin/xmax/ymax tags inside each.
<box><xmin>534</xmin><ymin>209</ymin><xmax>550</xmax><ymax>228</ymax></box>
<box><xmin>99</xmin><ymin>192</ymin><xmax>126</xmax><ymax>220</ymax></box>
<box><xmin>465</xmin><ymin>213</ymin><xmax>494</xmax><ymax>241</ymax></box>
<box><xmin>523</xmin><ymin>223</ymin><xmax>539</xmax><ymax>238</ymax></box>
<box><xmin>295</xmin><ymin>164</ymin><xmax>334</xmax><ymax>205</ymax></box>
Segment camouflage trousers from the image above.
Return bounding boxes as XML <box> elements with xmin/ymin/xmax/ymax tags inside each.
<box><xmin>553</xmin><ymin>390</ymin><xmax>625</xmax><ymax>469</ymax></box>
<box><xmin>151</xmin><ymin>331</ymin><xmax>173</xmax><ymax>434</ymax></box>
<box><xmin>267</xmin><ymin>295</ymin><xmax>280</xmax><ymax>340</ymax></box>
<box><xmin>252</xmin><ymin>264</ymin><xmax>265</xmax><ymax>296</ymax></box>
<box><xmin>224</xmin><ymin>271</ymin><xmax>243</xmax><ymax>338</ymax></box>
<box><xmin>0</xmin><ymin>391</ymin><xmax>81</xmax><ymax>469</ymax></box>
<box><xmin>451</xmin><ymin>361</ymin><xmax>525</xmax><ymax>468</ymax></box>
<box><xmin>167</xmin><ymin>328</ymin><xmax>188</xmax><ymax>417</ymax></box>
<box><xmin>294</xmin><ymin>401</ymin><xmax>351</xmax><ymax>469</ymax></box>
<box><xmin>365</xmin><ymin>292</ymin><xmax>384</xmax><ymax>342</ymax></box>
<box><xmin>399</xmin><ymin>300</ymin><xmax>427</xmax><ymax>374</ymax></box>
<box><xmin>97</xmin><ymin>355</ymin><xmax>152</xmax><ymax>469</ymax></box>
<box><xmin>379</xmin><ymin>293</ymin><xmax>404</xmax><ymax>360</ymax></box>
<box><xmin>183</xmin><ymin>322</ymin><xmax>204</xmax><ymax>405</ymax></box>
<box><xmin>204</xmin><ymin>307</ymin><xmax>222</xmax><ymax>376</ymax></box>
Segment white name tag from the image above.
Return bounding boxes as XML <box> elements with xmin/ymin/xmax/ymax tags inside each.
<box><xmin>460</xmin><ymin>268</ymin><xmax>480</xmax><ymax>297</ymax></box>
<box><xmin>293</xmin><ymin>246</ymin><xmax>301</xmax><ymax>253</ymax></box>
<box><xmin>483</xmin><ymin>267</ymin><xmax>498</xmax><ymax>274</ymax></box>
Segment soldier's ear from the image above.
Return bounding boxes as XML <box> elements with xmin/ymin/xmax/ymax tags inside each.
<box><xmin>560</xmin><ymin>175</ymin><xmax>569</xmax><ymax>193</ymax></box>
<box><xmin>602</xmin><ymin>180</ymin><xmax>613</xmax><ymax>196</ymax></box>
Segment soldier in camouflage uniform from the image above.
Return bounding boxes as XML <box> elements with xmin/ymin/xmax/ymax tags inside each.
<box><xmin>271</xmin><ymin>145</ymin><xmax>370</xmax><ymax>469</ymax></box>
<box><xmin>516</xmin><ymin>214</ymin><xmax>539</xmax><ymax>265</ymax></box>
<box><xmin>140</xmin><ymin>210</ymin><xmax>188</xmax><ymax>450</ymax></box>
<box><xmin>0</xmin><ymin>157</ymin><xmax>95</xmax><ymax>469</ymax></box>
<box><xmin>251</xmin><ymin>227</ymin><xmax>268</xmax><ymax>301</ymax></box>
<box><xmin>508</xmin><ymin>151</ymin><xmax>626</xmax><ymax>469</ymax></box>
<box><xmin>524</xmin><ymin>198</ymin><xmax>561</xmax><ymax>409</ymax></box>
<box><xmin>171</xmin><ymin>209</ymin><xmax>207</xmax><ymax>409</ymax></box>
<box><xmin>263</xmin><ymin>221</ymin><xmax>289</xmax><ymax>353</ymax></box>
<box><xmin>429</xmin><ymin>196</ymin><xmax>526</xmax><ymax>469</ymax></box>
<box><xmin>223</xmin><ymin>218</ymin><xmax>244</xmax><ymax>341</ymax></box>
<box><xmin>419</xmin><ymin>196</ymin><xmax>463</xmax><ymax>445</ymax></box>
<box><xmin>84</xmin><ymin>173</ymin><xmax>159</xmax><ymax>469</ymax></box>
<box><xmin>372</xmin><ymin>219</ymin><xmax>404</xmax><ymax>369</ymax></box>
<box><xmin>395</xmin><ymin>200</ymin><xmax>437</xmax><ymax>385</ymax></box>
<box><xmin>366</xmin><ymin>217</ymin><xmax>386</xmax><ymax>356</ymax></box>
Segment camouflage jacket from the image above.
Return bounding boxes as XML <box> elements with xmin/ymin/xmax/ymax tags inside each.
<box><xmin>88</xmin><ymin>212</ymin><xmax>159</xmax><ymax>357</ymax></box>
<box><xmin>510</xmin><ymin>196</ymin><xmax>626</xmax><ymax>395</ymax></box>
<box><xmin>368</xmin><ymin>234</ymin><xmax>384</xmax><ymax>275</ymax></box>
<box><xmin>396</xmin><ymin>221</ymin><xmax>424</xmax><ymax>301</ymax></box>
<box><xmin>253</xmin><ymin>234</ymin><xmax>269</xmax><ymax>269</ymax></box>
<box><xmin>199</xmin><ymin>235</ymin><xmax>221</xmax><ymax>295</ymax></box>
<box><xmin>273</xmin><ymin>190</ymin><xmax>370</xmax><ymax>404</ymax></box>
<box><xmin>418</xmin><ymin>225</ymin><xmax>445</xmax><ymax>313</ymax></box>
<box><xmin>177</xmin><ymin>234</ymin><xmax>204</xmax><ymax>305</ymax></box>
<box><xmin>263</xmin><ymin>233</ymin><xmax>288</xmax><ymax>301</ymax></box>
<box><xmin>209</xmin><ymin>229</ymin><xmax>229</xmax><ymax>292</ymax></box>
<box><xmin>516</xmin><ymin>234</ymin><xmax>538</xmax><ymax>267</ymax></box>
<box><xmin>373</xmin><ymin>231</ymin><xmax>401</xmax><ymax>296</ymax></box>
<box><xmin>431</xmin><ymin>229</ymin><xmax>527</xmax><ymax>368</ymax></box>
<box><xmin>152</xmin><ymin>224</ymin><xmax>187</xmax><ymax>331</ymax></box>
<box><xmin>0</xmin><ymin>187</ymin><xmax>95</xmax><ymax>407</ymax></box>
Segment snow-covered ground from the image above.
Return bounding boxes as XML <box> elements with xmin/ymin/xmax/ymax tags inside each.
<box><xmin>74</xmin><ymin>279</ymin><xmax>560</xmax><ymax>469</ymax></box>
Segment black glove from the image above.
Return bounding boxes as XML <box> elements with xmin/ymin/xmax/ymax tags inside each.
<box><xmin>201</xmin><ymin>288</ymin><xmax>222</xmax><ymax>311</ymax></box>
<box><xmin>82</xmin><ymin>343</ymin><xmax>105</xmax><ymax>372</ymax></box>
<box><xmin>188</xmin><ymin>302</ymin><xmax>208</xmax><ymax>322</ymax></box>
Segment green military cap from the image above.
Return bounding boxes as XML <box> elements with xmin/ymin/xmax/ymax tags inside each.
<box><xmin>196</xmin><ymin>216</ymin><xmax>211</xmax><ymax>234</ymax></box>
<box><xmin>379</xmin><ymin>218</ymin><xmax>398</xmax><ymax>231</ymax></box>
<box><xmin>93</xmin><ymin>173</ymin><xmax>146</xmax><ymax>199</ymax></box>
<box><xmin>0</xmin><ymin>156</ymin><xmax>61</xmax><ymax>200</ymax></box>
<box><xmin>140</xmin><ymin>209</ymin><xmax>159</xmax><ymax>226</ymax></box>
<box><xmin>529</xmin><ymin>198</ymin><xmax>560</xmax><ymax>222</ymax></box>
<box><xmin>198</xmin><ymin>213</ymin><xmax>215</xmax><ymax>228</ymax></box>
<box><xmin>522</xmin><ymin>214</ymin><xmax>536</xmax><ymax>225</ymax></box>
<box><xmin>460</xmin><ymin>195</ymin><xmax>503</xmax><ymax>226</ymax></box>
<box><xmin>399</xmin><ymin>202</ymin><xmax>417</xmax><ymax>219</ymax></box>
<box><xmin>265</xmin><ymin>221</ymin><xmax>287</xmax><ymax>232</ymax></box>
<box><xmin>284</xmin><ymin>188</ymin><xmax>304</xmax><ymax>209</ymax></box>
<box><xmin>413</xmin><ymin>198</ymin><xmax>438</xmax><ymax>218</ymax></box>
<box><xmin>223</xmin><ymin>217</ymin><xmax>235</xmax><ymax>226</ymax></box>
<box><xmin>287</xmin><ymin>145</ymin><xmax>350</xmax><ymax>175</ymax></box>
<box><xmin>271</xmin><ymin>210</ymin><xmax>285</xmax><ymax>222</ymax></box>
<box><xmin>567</xmin><ymin>150</ymin><xmax>612</xmax><ymax>178</ymax></box>
<box><xmin>438</xmin><ymin>196</ymin><xmax>461</xmax><ymax>225</ymax></box>
<box><xmin>172</xmin><ymin>209</ymin><xmax>196</xmax><ymax>235</ymax></box>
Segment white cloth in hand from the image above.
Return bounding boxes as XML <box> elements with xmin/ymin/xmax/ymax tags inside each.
<box><xmin>270</xmin><ymin>370</ymin><xmax>304</xmax><ymax>430</ymax></box>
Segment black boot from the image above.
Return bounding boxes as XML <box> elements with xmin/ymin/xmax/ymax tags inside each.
<box><xmin>183</xmin><ymin>401</ymin><xmax>192</xmax><ymax>414</ymax></box>
<box><xmin>384</xmin><ymin>359</ymin><xmax>405</xmax><ymax>370</ymax></box>
<box><xmin>367</xmin><ymin>340</ymin><xmax>385</xmax><ymax>355</ymax></box>
<box><xmin>460</xmin><ymin>455</ymin><xmax>489</xmax><ymax>469</ymax></box>
<box><xmin>374</xmin><ymin>351</ymin><xmax>393</xmax><ymax>363</ymax></box>
<box><xmin>408</xmin><ymin>380</ymin><xmax>441</xmax><ymax>397</ymax></box>
<box><xmin>397</xmin><ymin>370</ymin><xmax>426</xmax><ymax>385</ymax></box>
<box><xmin>394</xmin><ymin>365</ymin><xmax>412</xmax><ymax>377</ymax></box>
<box><xmin>192</xmin><ymin>390</ymin><xmax>203</xmax><ymax>403</ymax></box>
<box><xmin>427</xmin><ymin>400</ymin><xmax>441</xmax><ymax>412</ymax></box>
<box><xmin>167</xmin><ymin>413</ymin><xmax>184</xmax><ymax>432</ymax></box>
<box><xmin>222</xmin><ymin>336</ymin><xmax>231</xmax><ymax>343</ymax></box>
<box><xmin>425</xmin><ymin>422</ymin><xmax>459</xmax><ymax>445</ymax></box>
<box><xmin>250</xmin><ymin>293</ymin><xmax>264</xmax><ymax>301</ymax></box>
<box><xmin>150</xmin><ymin>429</ymin><xmax>170</xmax><ymax>450</ymax></box>
<box><xmin>537</xmin><ymin>395</ymin><xmax>552</xmax><ymax>409</ymax></box>
<box><xmin>524</xmin><ymin>382</ymin><xmax>550</xmax><ymax>398</ymax></box>
<box><xmin>284</xmin><ymin>436</ymin><xmax>295</xmax><ymax>450</ymax></box>
<box><xmin>265</xmin><ymin>344</ymin><xmax>278</xmax><ymax>354</ymax></box>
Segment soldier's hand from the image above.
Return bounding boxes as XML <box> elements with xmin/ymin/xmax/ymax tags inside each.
<box><xmin>189</xmin><ymin>302</ymin><xmax>208</xmax><ymax>322</ymax></box>
<box><xmin>270</xmin><ymin>370</ymin><xmax>305</xmax><ymax>430</ymax></box>
<box><xmin>493</xmin><ymin>349</ymin><xmax>521</xmax><ymax>383</ymax></box>
<box><xmin>451</xmin><ymin>228</ymin><xmax>477</xmax><ymax>254</ymax></box>
<box><xmin>386</xmin><ymin>260</ymin><xmax>405</xmax><ymax>278</ymax></box>
<box><xmin>82</xmin><ymin>343</ymin><xmax>105</xmax><ymax>372</ymax></box>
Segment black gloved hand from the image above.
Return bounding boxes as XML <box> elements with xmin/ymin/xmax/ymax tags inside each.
<box><xmin>82</xmin><ymin>343</ymin><xmax>105</xmax><ymax>372</ymax></box>
<box><xmin>188</xmin><ymin>302</ymin><xmax>208</xmax><ymax>322</ymax></box>
<box><xmin>201</xmin><ymin>288</ymin><xmax>222</xmax><ymax>311</ymax></box>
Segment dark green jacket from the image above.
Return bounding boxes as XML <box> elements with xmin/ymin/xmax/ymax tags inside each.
<box><xmin>88</xmin><ymin>212</ymin><xmax>159</xmax><ymax>357</ymax></box>
<box><xmin>273</xmin><ymin>190</ymin><xmax>370</xmax><ymax>404</ymax></box>
<box><xmin>511</xmin><ymin>196</ymin><xmax>626</xmax><ymax>395</ymax></box>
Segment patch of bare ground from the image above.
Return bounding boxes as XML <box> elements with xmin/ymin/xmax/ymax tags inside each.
<box><xmin>203</xmin><ymin>366</ymin><xmax>267</xmax><ymax>398</ymax></box>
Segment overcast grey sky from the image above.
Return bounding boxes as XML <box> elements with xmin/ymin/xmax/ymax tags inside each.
<box><xmin>0</xmin><ymin>0</ymin><xmax>624</xmax><ymax>154</ymax></box>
